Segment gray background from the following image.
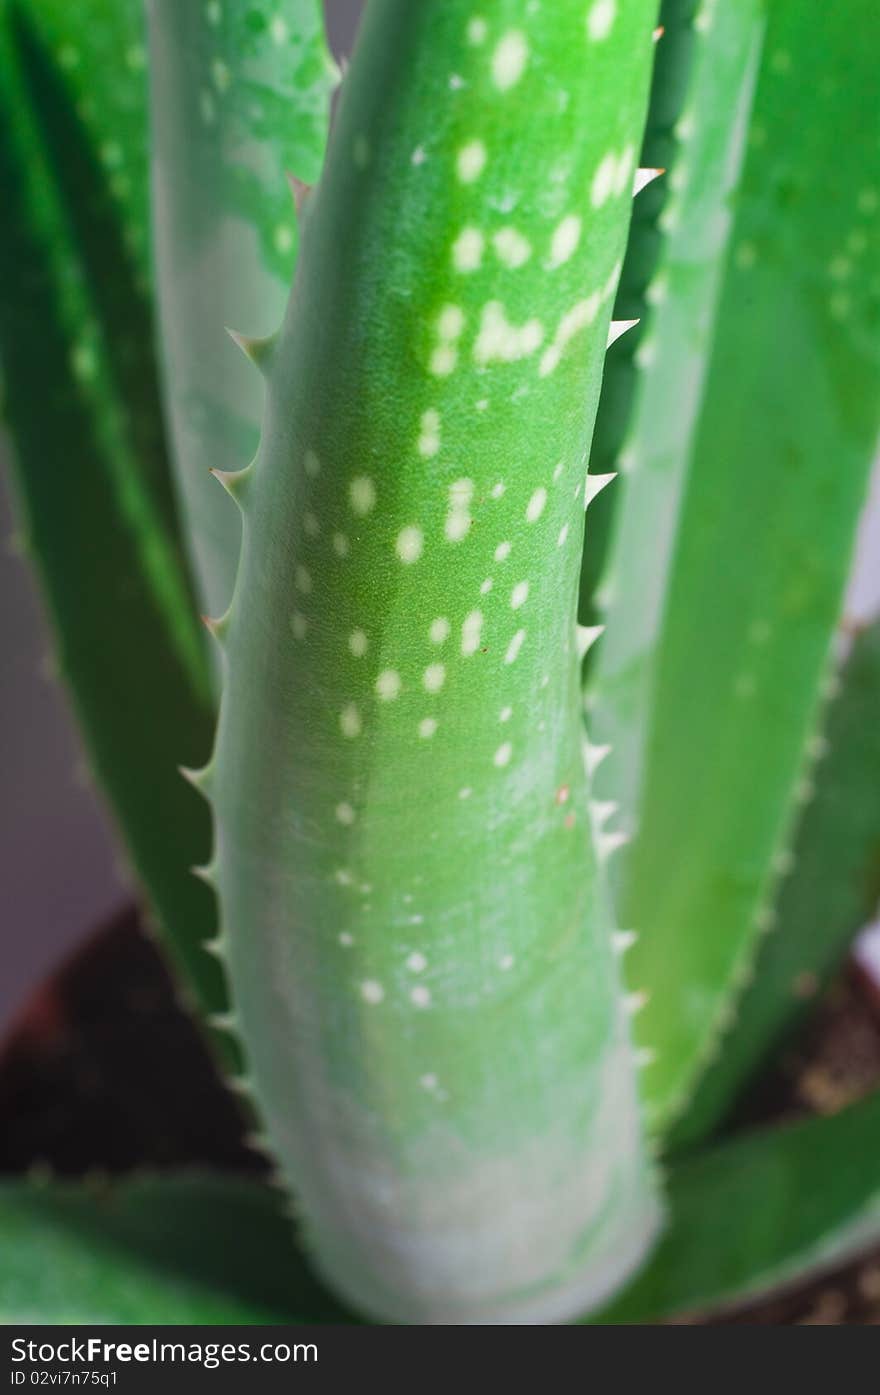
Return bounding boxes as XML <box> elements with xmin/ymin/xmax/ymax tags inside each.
<box><xmin>1</xmin><ymin>0</ymin><xmax>877</xmax><ymax>1032</ymax></box>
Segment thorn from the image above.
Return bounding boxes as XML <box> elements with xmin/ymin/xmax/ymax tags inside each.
<box><xmin>755</xmin><ymin>905</ymin><xmax>777</xmax><ymax>933</ymax></box>
<box><xmin>824</xmin><ymin>671</ymin><xmax>843</xmax><ymax>701</ymax></box>
<box><xmin>203</xmin><ymin>935</ymin><xmax>227</xmax><ymax>961</ymax></box>
<box><xmin>633</xmin><ymin>167</ymin><xmax>665</xmax><ymax>196</ymax></box>
<box><xmin>225</xmin><ymin>326</ymin><xmax>276</xmax><ymax>373</ymax></box>
<box><xmin>209</xmin><ymin>465</ymin><xmax>252</xmax><ymax>509</ymax></box>
<box><xmin>590</xmin><ymin>798</ymin><xmax>619</xmax><ymax>829</ymax></box>
<box><xmin>635</xmin><ymin>1046</ymin><xmax>657</xmax><ymax>1067</ymax></box>
<box><xmin>584</xmin><ymin>471</ymin><xmax>617</xmax><ymax>508</ymax></box>
<box><xmin>598</xmin><ymin>829</ymin><xmax>630</xmax><ymax>861</ymax></box>
<box><xmin>244</xmin><ymin>1130</ymin><xmax>273</xmax><ymax>1157</ymax></box>
<box><xmin>179</xmin><ymin>763</ymin><xmax>213</xmax><ymax>797</ymax></box>
<box><xmin>284</xmin><ymin>170</ymin><xmax>313</xmax><ymax>217</ymax></box>
<box><xmin>582</xmin><ymin>738</ymin><xmax>611</xmax><ymax>778</ymax></box>
<box><xmin>208</xmin><ymin>1011</ymin><xmax>238</xmax><ymax>1034</ymax></box>
<box><xmin>191</xmin><ymin>862</ymin><xmax>215</xmax><ymax>886</ymax></box>
<box><xmin>613</xmin><ymin>930</ymin><xmax>638</xmax><ymax>954</ymax></box>
<box><xmin>653</xmin><ymin>25</ymin><xmax>664</xmax><ymax>43</ymax></box>
<box><xmin>141</xmin><ymin>912</ymin><xmax>163</xmax><ymax>943</ymax></box>
<box><xmin>773</xmin><ymin>848</ymin><xmax>796</xmax><ymax>878</ymax></box>
<box><xmin>733</xmin><ymin>959</ymin><xmax>755</xmax><ymax>991</ymax></box>
<box><xmin>227</xmin><ymin>1074</ymin><xmax>254</xmax><ymax>1098</ymax></box>
<box><xmin>201</xmin><ymin>611</ymin><xmax>230</xmax><ymax>645</ymax></box>
<box><xmin>607</xmin><ymin>317</ymin><xmax>640</xmax><ymax>348</ymax></box>
<box><xmin>807</xmin><ymin>733</ymin><xmax>830</xmax><ymax>762</ymax></box>
<box><xmin>576</xmin><ymin>623</ymin><xmax>605</xmax><ymax>661</ymax></box>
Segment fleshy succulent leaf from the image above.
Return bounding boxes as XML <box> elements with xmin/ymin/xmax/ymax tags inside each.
<box><xmin>146</xmin><ymin>0</ymin><xmax>339</xmax><ymax>622</ymax></box>
<box><xmin>11</xmin><ymin>1090</ymin><xmax>880</xmax><ymax>1327</ymax></box>
<box><xmin>203</xmin><ymin>0</ymin><xmax>662</xmax><ymax>1325</ymax></box>
<box><xmin>0</xmin><ymin>0</ymin><xmax>223</xmax><ymax>1024</ymax></box>
<box><xmin>0</xmin><ymin>1173</ymin><xmax>344</xmax><ymax>1324</ymax></box>
<box><xmin>672</xmin><ymin>621</ymin><xmax>880</xmax><ymax>1149</ymax></box>
<box><xmin>597</xmin><ymin>1090</ymin><xmax>880</xmax><ymax>1323</ymax></box>
<box><xmin>579</xmin><ymin>0</ymin><xmax>722</xmax><ymax>622</ymax></box>
<box><xmin>587</xmin><ymin>0</ymin><xmax>880</xmax><ymax>1135</ymax></box>
<box><xmin>583</xmin><ymin>0</ymin><xmax>765</xmax><ymax>786</ymax></box>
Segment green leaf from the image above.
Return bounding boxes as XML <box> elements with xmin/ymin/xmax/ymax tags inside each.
<box><xmin>597</xmin><ymin>1090</ymin><xmax>880</xmax><ymax>1323</ymax></box>
<box><xmin>206</xmin><ymin>0</ymin><xmax>662</xmax><ymax>1325</ymax></box>
<box><xmin>580</xmin><ymin>0</ymin><xmax>743</xmax><ymax>624</ymax></box>
<box><xmin>588</xmin><ymin>0</ymin><xmax>880</xmax><ymax>1135</ymax></box>
<box><xmin>672</xmin><ymin>621</ymin><xmax>880</xmax><ymax>1149</ymax></box>
<box><xmin>584</xmin><ymin>0</ymin><xmax>765</xmax><ymax>776</ymax></box>
<box><xmin>0</xmin><ymin>1</ymin><xmax>222</xmax><ymax>1022</ymax></box>
<box><xmin>147</xmin><ymin>0</ymin><xmax>339</xmax><ymax>620</ymax></box>
<box><xmin>11</xmin><ymin>1094</ymin><xmax>880</xmax><ymax>1326</ymax></box>
<box><xmin>0</xmin><ymin>1174</ymin><xmax>344</xmax><ymax>1324</ymax></box>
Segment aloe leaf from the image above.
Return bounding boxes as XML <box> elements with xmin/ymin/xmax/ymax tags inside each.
<box><xmin>0</xmin><ymin>1174</ymin><xmax>343</xmax><ymax>1324</ymax></box>
<box><xmin>671</xmin><ymin>621</ymin><xmax>880</xmax><ymax>1149</ymax></box>
<box><xmin>588</xmin><ymin>0</ymin><xmax>880</xmax><ymax>1134</ymax></box>
<box><xmin>584</xmin><ymin>0</ymin><xmax>765</xmax><ymax>763</ymax></box>
<box><xmin>596</xmin><ymin>1090</ymin><xmax>880</xmax><ymax>1323</ymax></box>
<box><xmin>15</xmin><ymin>0</ymin><xmax>154</xmax><ymax>286</ymax></box>
<box><xmin>0</xmin><ymin>2</ymin><xmax>222</xmax><ymax>1019</ymax></box>
<box><xmin>146</xmin><ymin>0</ymin><xmax>338</xmax><ymax>621</ymax></box>
<box><xmin>203</xmin><ymin>0</ymin><xmax>662</xmax><ymax>1325</ymax></box>
<box><xmin>12</xmin><ymin>1094</ymin><xmax>880</xmax><ymax>1328</ymax></box>
<box><xmin>580</xmin><ymin>0</ymin><xmax>746</xmax><ymax>623</ymax></box>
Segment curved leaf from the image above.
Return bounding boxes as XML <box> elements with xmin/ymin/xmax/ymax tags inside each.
<box><xmin>0</xmin><ymin>1</ymin><xmax>222</xmax><ymax>1020</ymax></box>
<box><xmin>598</xmin><ymin>1090</ymin><xmax>880</xmax><ymax>1323</ymax></box>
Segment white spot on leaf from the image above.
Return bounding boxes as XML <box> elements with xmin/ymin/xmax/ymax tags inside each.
<box><xmin>504</xmin><ymin>630</ymin><xmax>526</xmax><ymax>664</ymax></box>
<box><xmin>491</xmin><ymin>31</ymin><xmax>528</xmax><ymax>91</ymax></box>
<box><xmin>526</xmin><ymin>487</ymin><xmax>547</xmax><ymax>522</ymax></box>
<box><xmin>586</xmin><ymin>0</ymin><xmax>616</xmax><ymax>41</ymax></box>
<box><xmin>396</xmin><ymin>526</ymin><xmax>424</xmax><ymax>564</ymax></box>
<box><xmin>548</xmin><ymin>214</ymin><xmax>582</xmax><ymax>267</ymax></box>
<box><xmin>457</xmin><ymin>140</ymin><xmax>487</xmax><ymax>183</ymax></box>
<box><xmin>423</xmin><ymin>663</ymin><xmax>446</xmax><ymax>693</ymax></box>
<box><xmin>493</xmin><ymin>227</ymin><xmax>531</xmax><ymax>268</ymax></box>
<box><xmin>590</xmin><ymin>151</ymin><xmax>617</xmax><ymax>207</ymax></box>
<box><xmin>461</xmin><ymin>610</ymin><xmax>484</xmax><ymax>656</ymax></box>
<box><xmin>376</xmin><ymin>670</ymin><xmax>402</xmax><ymax>701</ymax></box>
<box><xmin>474</xmin><ymin>302</ymin><xmax>544</xmax><ymax>365</ymax></box>
<box><xmin>349</xmin><ymin>476</ymin><xmax>376</xmax><ymax>515</ymax></box>
<box><xmin>452</xmin><ymin>227</ymin><xmax>484</xmax><ymax>272</ymax></box>
<box><xmin>430</xmin><ymin>345</ymin><xmax>458</xmax><ymax>376</ymax></box>
<box><xmin>340</xmin><ymin>704</ymin><xmax>362</xmax><ymax>738</ymax></box>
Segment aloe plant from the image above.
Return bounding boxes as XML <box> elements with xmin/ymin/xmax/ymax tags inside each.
<box><xmin>2</xmin><ymin>0</ymin><xmax>880</xmax><ymax>1327</ymax></box>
